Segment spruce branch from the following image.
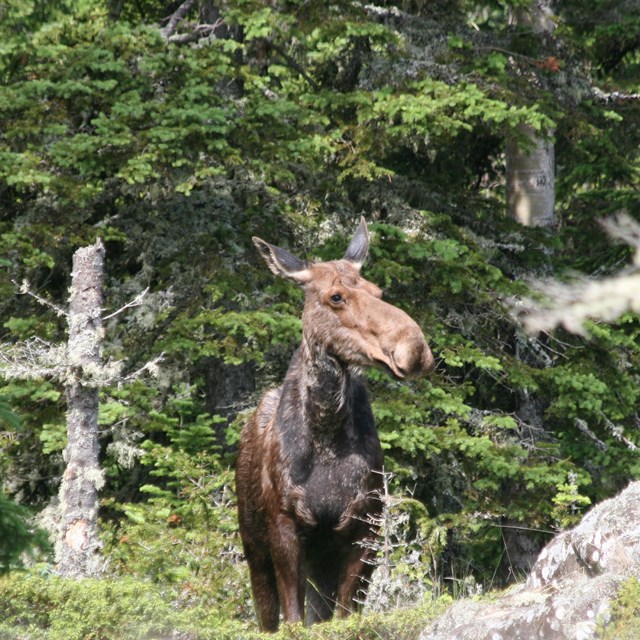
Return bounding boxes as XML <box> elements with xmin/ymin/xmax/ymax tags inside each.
<box><xmin>356</xmin><ymin>469</ymin><xmax>433</xmax><ymax>612</ymax></box>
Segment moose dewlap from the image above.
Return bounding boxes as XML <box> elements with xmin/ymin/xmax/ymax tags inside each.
<box><xmin>236</xmin><ymin>218</ymin><xmax>434</xmax><ymax>631</ymax></box>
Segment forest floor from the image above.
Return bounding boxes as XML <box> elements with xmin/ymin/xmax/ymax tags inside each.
<box><xmin>1</xmin><ymin>572</ymin><xmax>639</xmax><ymax>640</ymax></box>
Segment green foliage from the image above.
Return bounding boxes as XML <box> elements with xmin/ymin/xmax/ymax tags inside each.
<box><xmin>0</xmin><ymin>570</ymin><xmax>447</xmax><ymax>640</ymax></box>
<box><xmin>0</xmin><ymin>573</ymin><xmax>254</xmax><ymax>640</ymax></box>
<box><xmin>0</xmin><ymin>397</ymin><xmax>21</xmax><ymax>431</ymax></box>
<box><xmin>551</xmin><ymin>473</ymin><xmax>592</xmax><ymax>530</ymax></box>
<box><xmin>598</xmin><ymin>578</ymin><xmax>640</xmax><ymax>640</ymax></box>
<box><xmin>100</xmin><ymin>391</ymin><xmax>253</xmax><ymax>620</ymax></box>
<box><xmin>0</xmin><ymin>493</ymin><xmax>51</xmax><ymax>573</ymax></box>
<box><xmin>0</xmin><ymin>2</ymin><xmax>638</xmax><ymax>632</ymax></box>
<box><xmin>266</xmin><ymin>602</ymin><xmax>447</xmax><ymax>640</ymax></box>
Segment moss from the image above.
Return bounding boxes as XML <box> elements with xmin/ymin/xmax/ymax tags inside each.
<box><xmin>267</xmin><ymin>604</ymin><xmax>446</xmax><ymax>640</ymax></box>
<box><xmin>0</xmin><ymin>572</ymin><xmax>446</xmax><ymax>640</ymax></box>
<box><xmin>598</xmin><ymin>577</ymin><xmax>640</xmax><ymax>640</ymax></box>
<box><xmin>0</xmin><ymin>572</ymin><xmax>253</xmax><ymax>640</ymax></box>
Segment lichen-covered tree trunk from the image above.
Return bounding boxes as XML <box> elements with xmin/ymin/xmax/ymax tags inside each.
<box><xmin>56</xmin><ymin>239</ymin><xmax>106</xmax><ymax>577</ymax></box>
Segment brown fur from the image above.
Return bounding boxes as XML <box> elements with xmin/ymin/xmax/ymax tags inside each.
<box><xmin>236</xmin><ymin>220</ymin><xmax>434</xmax><ymax>631</ymax></box>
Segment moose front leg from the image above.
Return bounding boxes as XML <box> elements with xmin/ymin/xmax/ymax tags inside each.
<box><xmin>269</xmin><ymin>512</ymin><xmax>305</xmax><ymax>624</ymax></box>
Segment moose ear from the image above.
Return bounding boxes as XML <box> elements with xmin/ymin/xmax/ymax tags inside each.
<box><xmin>343</xmin><ymin>217</ymin><xmax>369</xmax><ymax>268</ymax></box>
<box><xmin>253</xmin><ymin>237</ymin><xmax>312</xmax><ymax>284</ymax></box>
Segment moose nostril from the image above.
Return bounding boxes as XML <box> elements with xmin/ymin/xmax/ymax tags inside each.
<box><xmin>395</xmin><ymin>365</ymin><xmax>408</xmax><ymax>378</ymax></box>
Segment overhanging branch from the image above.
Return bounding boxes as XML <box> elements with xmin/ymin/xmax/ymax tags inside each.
<box><xmin>511</xmin><ymin>214</ymin><xmax>640</xmax><ymax>334</ymax></box>
<box><xmin>160</xmin><ymin>0</ymin><xmax>198</xmax><ymax>42</ymax></box>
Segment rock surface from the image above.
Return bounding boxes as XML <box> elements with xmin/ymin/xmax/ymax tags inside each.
<box><xmin>420</xmin><ymin>481</ymin><xmax>640</xmax><ymax>640</ymax></box>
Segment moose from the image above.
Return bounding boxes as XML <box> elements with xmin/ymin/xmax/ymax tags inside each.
<box><xmin>236</xmin><ymin>218</ymin><xmax>435</xmax><ymax>631</ymax></box>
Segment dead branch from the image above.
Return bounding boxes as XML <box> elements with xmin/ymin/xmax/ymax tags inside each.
<box><xmin>511</xmin><ymin>214</ymin><xmax>640</xmax><ymax>334</ymax></box>
<box><xmin>601</xmin><ymin>214</ymin><xmax>640</xmax><ymax>260</ymax></box>
<box><xmin>2</xmin><ymin>278</ymin><xmax>159</xmax><ymax>386</ymax></box>
<box><xmin>121</xmin><ymin>353</ymin><xmax>164</xmax><ymax>383</ymax></box>
<box><xmin>0</xmin><ymin>337</ymin><xmax>67</xmax><ymax>380</ymax></box>
<box><xmin>514</xmin><ymin>270</ymin><xmax>640</xmax><ymax>335</ymax></box>
<box><xmin>166</xmin><ymin>20</ymin><xmax>224</xmax><ymax>44</ymax></box>
<box><xmin>160</xmin><ymin>0</ymin><xmax>198</xmax><ymax>42</ymax></box>
<box><xmin>266</xmin><ymin>39</ymin><xmax>320</xmax><ymax>91</ymax></box>
<box><xmin>592</xmin><ymin>86</ymin><xmax>640</xmax><ymax>104</ymax></box>
<box><xmin>103</xmin><ymin>287</ymin><xmax>149</xmax><ymax>321</ymax></box>
<box><xmin>13</xmin><ymin>279</ymin><xmax>67</xmax><ymax>318</ymax></box>
<box><xmin>601</xmin><ymin>414</ymin><xmax>638</xmax><ymax>451</ymax></box>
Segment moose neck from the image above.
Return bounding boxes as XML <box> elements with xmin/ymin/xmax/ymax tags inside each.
<box><xmin>299</xmin><ymin>336</ymin><xmax>354</xmax><ymax>433</ymax></box>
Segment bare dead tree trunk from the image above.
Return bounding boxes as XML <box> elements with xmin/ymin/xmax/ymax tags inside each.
<box><xmin>56</xmin><ymin>239</ymin><xmax>106</xmax><ymax>577</ymax></box>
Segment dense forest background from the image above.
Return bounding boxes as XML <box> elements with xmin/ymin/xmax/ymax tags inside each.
<box><xmin>0</xmin><ymin>0</ymin><xmax>639</xmax><ymax>637</ymax></box>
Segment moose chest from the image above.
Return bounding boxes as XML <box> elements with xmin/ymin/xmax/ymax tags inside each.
<box><xmin>261</xmin><ymin>376</ymin><xmax>384</xmax><ymax>531</ymax></box>
<box><xmin>310</xmin><ymin>453</ymin><xmax>373</xmax><ymax>523</ymax></box>
<box><xmin>274</xmin><ymin>422</ymin><xmax>383</xmax><ymax>532</ymax></box>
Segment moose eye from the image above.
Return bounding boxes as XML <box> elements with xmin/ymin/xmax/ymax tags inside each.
<box><xmin>330</xmin><ymin>293</ymin><xmax>343</xmax><ymax>304</ymax></box>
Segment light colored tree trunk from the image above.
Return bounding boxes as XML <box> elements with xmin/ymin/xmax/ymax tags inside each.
<box><xmin>56</xmin><ymin>239</ymin><xmax>106</xmax><ymax>577</ymax></box>
<box><xmin>506</xmin><ymin>123</ymin><xmax>555</xmax><ymax>227</ymax></box>
<box><xmin>506</xmin><ymin>0</ymin><xmax>556</xmax><ymax>228</ymax></box>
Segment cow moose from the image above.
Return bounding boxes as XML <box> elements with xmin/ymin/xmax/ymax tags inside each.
<box><xmin>236</xmin><ymin>218</ymin><xmax>435</xmax><ymax>631</ymax></box>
